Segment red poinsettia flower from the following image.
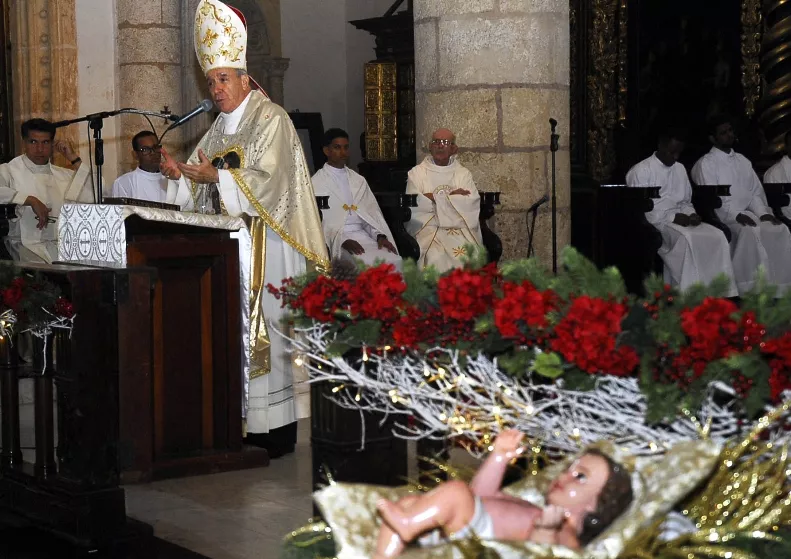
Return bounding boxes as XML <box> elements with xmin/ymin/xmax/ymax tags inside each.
<box><xmin>348</xmin><ymin>264</ymin><xmax>406</xmax><ymax>322</ymax></box>
<box><xmin>437</xmin><ymin>264</ymin><xmax>499</xmax><ymax>322</ymax></box>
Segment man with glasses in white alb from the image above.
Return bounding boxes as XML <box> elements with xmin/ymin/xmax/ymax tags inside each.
<box><xmin>111</xmin><ymin>131</ymin><xmax>167</xmax><ymax>202</ymax></box>
<box><xmin>406</xmin><ymin>128</ymin><xmax>483</xmax><ymax>272</ymax></box>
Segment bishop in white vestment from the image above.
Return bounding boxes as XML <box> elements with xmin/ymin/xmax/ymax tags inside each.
<box><xmin>111</xmin><ymin>131</ymin><xmax>167</xmax><ymax>202</ymax></box>
<box><xmin>312</xmin><ymin>129</ymin><xmax>401</xmax><ymax>270</ymax></box>
<box><xmin>626</xmin><ymin>133</ymin><xmax>737</xmax><ymax>296</ymax></box>
<box><xmin>691</xmin><ymin>117</ymin><xmax>791</xmax><ymax>294</ymax></box>
<box><xmin>0</xmin><ymin>119</ymin><xmax>93</xmax><ymax>263</ymax></box>
<box><xmin>406</xmin><ymin>128</ymin><xmax>483</xmax><ymax>272</ymax></box>
<box><xmin>762</xmin><ymin>130</ymin><xmax>791</xmax><ymax>221</ymax></box>
<box><xmin>160</xmin><ymin>0</ymin><xmax>329</xmax><ymax>456</ymax></box>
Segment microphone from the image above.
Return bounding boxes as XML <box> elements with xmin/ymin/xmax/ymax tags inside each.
<box><xmin>527</xmin><ymin>194</ymin><xmax>549</xmax><ymax>213</ymax></box>
<box><xmin>170</xmin><ymin>99</ymin><xmax>213</xmax><ymax>127</ymax></box>
<box><xmin>549</xmin><ymin>118</ymin><xmax>558</xmax><ymax>130</ymax></box>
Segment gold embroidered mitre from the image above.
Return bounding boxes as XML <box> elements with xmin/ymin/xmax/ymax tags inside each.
<box><xmin>194</xmin><ymin>0</ymin><xmax>247</xmax><ymax>75</ymax></box>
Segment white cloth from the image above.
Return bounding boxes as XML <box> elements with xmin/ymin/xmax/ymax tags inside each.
<box><xmin>311</xmin><ymin>164</ymin><xmax>401</xmax><ymax>270</ymax></box>
<box><xmin>111</xmin><ymin>168</ymin><xmax>168</xmax><ymax>202</ymax></box>
<box><xmin>419</xmin><ymin>496</ymin><xmax>495</xmax><ymax>547</ymax></box>
<box><xmin>0</xmin><ymin>155</ymin><xmax>93</xmax><ymax>263</ymax></box>
<box><xmin>763</xmin><ymin>155</ymin><xmax>791</xmax><ymax>220</ymax></box>
<box><xmin>691</xmin><ymin>147</ymin><xmax>791</xmax><ymax>293</ymax></box>
<box><xmin>406</xmin><ymin>156</ymin><xmax>483</xmax><ymax>273</ymax></box>
<box><xmin>626</xmin><ymin>154</ymin><xmax>737</xmax><ymax>296</ymax></box>
<box><xmin>166</xmin><ymin>89</ymin><xmax>310</xmax><ymax>432</ymax></box>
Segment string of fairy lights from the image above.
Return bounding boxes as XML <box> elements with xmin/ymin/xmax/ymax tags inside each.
<box><xmin>278</xmin><ymin>324</ymin><xmax>790</xmax><ymax>458</ymax></box>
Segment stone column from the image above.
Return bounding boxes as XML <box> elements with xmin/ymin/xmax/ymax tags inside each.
<box><xmin>117</xmin><ymin>0</ymin><xmax>183</xmax><ymax>173</ymax></box>
<box><xmin>413</xmin><ymin>1</ymin><xmax>570</xmax><ymax>264</ymax></box>
<box><xmin>9</xmin><ymin>0</ymin><xmax>79</xmax><ymax>162</ymax></box>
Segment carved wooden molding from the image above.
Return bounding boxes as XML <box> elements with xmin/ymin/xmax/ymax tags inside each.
<box><xmin>741</xmin><ymin>0</ymin><xmax>762</xmax><ymax>118</ymax></box>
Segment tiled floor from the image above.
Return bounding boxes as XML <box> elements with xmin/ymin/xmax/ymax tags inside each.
<box><xmin>125</xmin><ymin>420</ymin><xmax>315</xmax><ymax>559</ymax></box>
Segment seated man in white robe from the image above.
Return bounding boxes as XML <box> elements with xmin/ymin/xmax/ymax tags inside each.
<box><xmin>111</xmin><ymin>130</ymin><xmax>167</xmax><ymax>202</ymax></box>
<box><xmin>0</xmin><ymin>118</ymin><xmax>93</xmax><ymax>263</ymax></box>
<box><xmin>691</xmin><ymin>115</ymin><xmax>791</xmax><ymax>294</ymax></box>
<box><xmin>626</xmin><ymin>130</ymin><xmax>737</xmax><ymax>296</ymax></box>
<box><xmin>762</xmin><ymin>130</ymin><xmax>791</xmax><ymax>221</ymax></box>
<box><xmin>311</xmin><ymin>128</ymin><xmax>401</xmax><ymax>270</ymax></box>
<box><xmin>406</xmin><ymin>128</ymin><xmax>483</xmax><ymax>272</ymax></box>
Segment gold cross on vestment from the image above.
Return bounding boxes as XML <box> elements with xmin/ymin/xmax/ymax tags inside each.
<box><xmin>343</xmin><ymin>204</ymin><xmax>358</xmax><ymax>211</ymax></box>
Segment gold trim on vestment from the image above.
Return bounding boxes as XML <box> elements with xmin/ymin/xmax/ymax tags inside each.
<box><xmin>228</xmin><ymin>166</ymin><xmax>330</xmax><ymax>270</ymax></box>
<box><xmin>248</xmin><ymin>216</ymin><xmax>271</xmax><ymax>380</ymax></box>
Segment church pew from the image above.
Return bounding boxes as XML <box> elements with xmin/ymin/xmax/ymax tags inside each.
<box><xmin>763</xmin><ymin>182</ymin><xmax>791</xmax><ymax>230</ymax></box>
<box><xmin>0</xmin><ymin>204</ymin><xmax>15</xmax><ymax>260</ymax></box>
<box><xmin>595</xmin><ymin>184</ymin><xmax>663</xmax><ymax>294</ymax></box>
<box><xmin>690</xmin><ymin>184</ymin><xmax>732</xmax><ymax>242</ymax></box>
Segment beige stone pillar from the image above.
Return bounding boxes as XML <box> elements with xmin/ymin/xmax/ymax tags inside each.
<box><xmin>9</xmin><ymin>0</ymin><xmax>79</xmax><ymax>163</ymax></box>
<box><xmin>116</xmin><ymin>0</ymin><xmax>184</xmax><ymax>173</ymax></box>
<box><xmin>413</xmin><ymin>1</ymin><xmax>570</xmax><ymax>264</ymax></box>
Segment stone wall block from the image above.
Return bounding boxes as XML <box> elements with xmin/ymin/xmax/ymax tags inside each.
<box><xmin>500</xmin><ymin>0</ymin><xmax>569</xmax><ymax>14</ymax></box>
<box><xmin>493</xmin><ymin>207</ymin><xmax>570</xmax><ymax>262</ymax></box>
<box><xmin>119</xmin><ymin>27</ymin><xmax>180</xmax><ymax>65</ymax></box>
<box><xmin>460</xmin><ymin>151</ymin><xmax>546</xmax><ymax>210</ymax></box>
<box><xmin>414</xmin><ymin>0</ymin><xmax>495</xmax><ymax>20</ymax></box>
<box><xmin>413</xmin><ymin>21</ymin><xmax>438</xmax><ymax>91</ymax></box>
<box><xmin>501</xmin><ymin>87</ymin><xmax>569</xmax><ymax>148</ymax></box>
<box><xmin>160</xmin><ymin>0</ymin><xmax>181</xmax><ymax>25</ymax></box>
<box><xmin>118</xmin><ymin>0</ymin><xmax>163</xmax><ymax>25</ymax></box>
<box><xmin>438</xmin><ymin>15</ymin><xmax>566</xmax><ymax>86</ymax></box>
<box><xmin>416</xmin><ymin>89</ymin><xmax>498</xmax><ymax>149</ymax></box>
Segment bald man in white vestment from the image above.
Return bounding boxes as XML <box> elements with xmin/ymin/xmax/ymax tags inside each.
<box><xmin>406</xmin><ymin>128</ymin><xmax>483</xmax><ymax>273</ymax></box>
<box><xmin>691</xmin><ymin>116</ymin><xmax>791</xmax><ymax>294</ymax></box>
<box><xmin>626</xmin><ymin>132</ymin><xmax>737</xmax><ymax>296</ymax></box>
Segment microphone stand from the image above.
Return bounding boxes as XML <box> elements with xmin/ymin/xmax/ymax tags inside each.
<box><xmin>549</xmin><ymin>118</ymin><xmax>560</xmax><ymax>275</ymax></box>
<box><xmin>55</xmin><ymin>108</ymin><xmax>176</xmax><ymax>204</ymax></box>
<box><xmin>527</xmin><ymin>205</ymin><xmax>539</xmax><ymax>258</ymax></box>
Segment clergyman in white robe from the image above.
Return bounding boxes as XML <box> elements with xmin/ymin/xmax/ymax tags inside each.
<box><xmin>763</xmin><ymin>154</ymin><xmax>791</xmax><ymax>221</ymax></box>
<box><xmin>626</xmin><ymin>154</ymin><xmax>737</xmax><ymax>296</ymax></box>
<box><xmin>692</xmin><ymin>147</ymin><xmax>791</xmax><ymax>293</ymax></box>
<box><xmin>0</xmin><ymin>155</ymin><xmax>93</xmax><ymax>263</ymax></box>
<box><xmin>111</xmin><ymin>167</ymin><xmax>167</xmax><ymax>202</ymax></box>
<box><xmin>406</xmin><ymin>155</ymin><xmax>483</xmax><ymax>272</ymax></box>
<box><xmin>312</xmin><ymin>163</ymin><xmax>402</xmax><ymax>270</ymax></box>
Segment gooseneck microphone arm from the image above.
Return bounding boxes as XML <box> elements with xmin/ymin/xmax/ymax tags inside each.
<box><xmin>549</xmin><ymin>118</ymin><xmax>560</xmax><ymax>274</ymax></box>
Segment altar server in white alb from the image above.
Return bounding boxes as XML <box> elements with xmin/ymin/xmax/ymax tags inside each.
<box><xmin>0</xmin><ymin>118</ymin><xmax>93</xmax><ymax>263</ymax></box>
<box><xmin>406</xmin><ymin>128</ymin><xmax>483</xmax><ymax>272</ymax></box>
<box><xmin>159</xmin><ymin>0</ymin><xmax>328</xmax><ymax>457</ymax></box>
<box><xmin>691</xmin><ymin>115</ymin><xmax>791</xmax><ymax>294</ymax></box>
<box><xmin>311</xmin><ymin>128</ymin><xmax>401</xmax><ymax>270</ymax></box>
<box><xmin>626</xmin><ymin>131</ymin><xmax>737</xmax><ymax>296</ymax></box>
<box><xmin>111</xmin><ymin>131</ymin><xmax>167</xmax><ymax>202</ymax></box>
<box><xmin>762</xmin><ymin>130</ymin><xmax>791</xmax><ymax>221</ymax></box>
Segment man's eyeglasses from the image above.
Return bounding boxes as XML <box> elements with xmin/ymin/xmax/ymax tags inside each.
<box><xmin>430</xmin><ymin>139</ymin><xmax>454</xmax><ymax>147</ymax></box>
<box><xmin>135</xmin><ymin>145</ymin><xmax>162</xmax><ymax>155</ymax></box>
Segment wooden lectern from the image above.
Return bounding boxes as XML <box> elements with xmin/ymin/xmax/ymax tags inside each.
<box><xmin>57</xmin><ymin>204</ymin><xmax>268</xmax><ymax>481</ymax></box>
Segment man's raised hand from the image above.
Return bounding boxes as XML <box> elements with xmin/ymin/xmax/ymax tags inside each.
<box><xmin>160</xmin><ymin>147</ymin><xmax>182</xmax><ymax>181</ymax></box>
<box><xmin>177</xmin><ymin>149</ymin><xmax>219</xmax><ymax>184</ymax></box>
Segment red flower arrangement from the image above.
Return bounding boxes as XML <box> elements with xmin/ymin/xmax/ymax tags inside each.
<box><xmin>0</xmin><ymin>264</ymin><xmax>75</xmax><ymax>333</ymax></box>
<box><xmin>270</xmin><ymin>249</ymin><xmax>791</xmax><ymax>420</ymax></box>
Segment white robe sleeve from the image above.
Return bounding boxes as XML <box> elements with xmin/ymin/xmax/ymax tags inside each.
<box><xmin>626</xmin><ymin>162</ymin><xmax>675</xmax><ymax>226</ymax></box>
<box><xmin>764</xmin><ymin>162</ymin><xmax>785</xmax><ymax>183</ymax></box>
<box><xmin>406</xmin><ymin>173</ymin><xmax>436</xmax><ymax>236</ymax></box>
<box><xmin>166</xmin><ymin>176</ymin><xmax>195</xmax><ymax>210</ymax></box>
<box><xmin>217</xmin><ymin>169</ymin><xmax>253</xmax><ymax>216</ymax></box>
<box><xmin>111</xmin><ymin>177</ymin><xmax>127</xmax><ymax>198</ymax></box>
<box><xmin>746</xmin><ymin>169</ymin><xmax>772</xmax><ymax>217</ymax></box>
<box><xmin>63</xmin><ymin>164</ymin><xmax>94</xmax><ymax>203</ymax></box>
<box><xmin>0</xmin><ymin>164</ymin><xmax>28</xmax><ymax>205</ymax></box>
<box><xmin>434</xmin><ymin>172</ymin><xmax>480</xmax><ymax>230</ymax></box>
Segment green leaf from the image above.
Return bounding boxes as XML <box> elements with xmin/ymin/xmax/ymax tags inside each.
<box><xmin>341</xmin><ymin>320</ymin><xmax>382</xmax><ymax>346</ymax></box>
<box><xmin>531</xmin><ymin>351</ymin><xmax>565</xmax><ymax>379</ymax></box>
<box><xmin>325</xmin><ymin>340</ymin><xmax>352</xmax><ymax>357</ymax></box>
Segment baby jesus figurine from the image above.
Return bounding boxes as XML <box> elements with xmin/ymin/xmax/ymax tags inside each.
<box><xmin>375</xmin><ymin>430</ymin><xmax>634</xmax><ymax>558</ymax></box>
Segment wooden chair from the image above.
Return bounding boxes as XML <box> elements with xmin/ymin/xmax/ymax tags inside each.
<box><xmin>690</xmin><ymin>184</ymin><xmax>732</xmax><ymax>242</ymax></box>
<box><xmin>762</xmin><ymin>182</ymin><xmax>791</xmax><ymax>229</ymax></box>
<box><xmin>480</xmin><ymin>192</ymin><xmax>502</xmax><ymax>263</ymax></box>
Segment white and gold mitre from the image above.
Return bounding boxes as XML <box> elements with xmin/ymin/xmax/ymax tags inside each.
<box><xmin>194</xmin><ymin>0</ymin><xmax>247</xmax><ymax>75</ymax></box>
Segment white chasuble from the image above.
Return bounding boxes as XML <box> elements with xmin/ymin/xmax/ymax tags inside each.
<box><xmin>406</xmin><ymin>156</ymin><xmax>483</xmax><ymax>273</ymax></box>
<box><xmin>0</xmin><ymin>155</ymin><xmax>93</xmax><ymax>263</ymax></box>
<box><xmin>312</xmin><ymin>164</ymin><xmax>402</xmax><ymax>270</ymax></box>
<box><xmin>763</xmin><ymin>155</ymin><xmax>791</xmax><ymax>221</ymax></box>
<box><xmin>626</xmin><ymin>154</ymin><xmax>737</xmax><ymax>296</ymax></box>
<box><xmin>166</xmin><ymin>90</ymin><xmax>329</xmax><ymax>433</ymax></box>
<box><xmin>692</xmin><ymin>147</ymin><xmax>791</xmax><ymax>294</ymax></box>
